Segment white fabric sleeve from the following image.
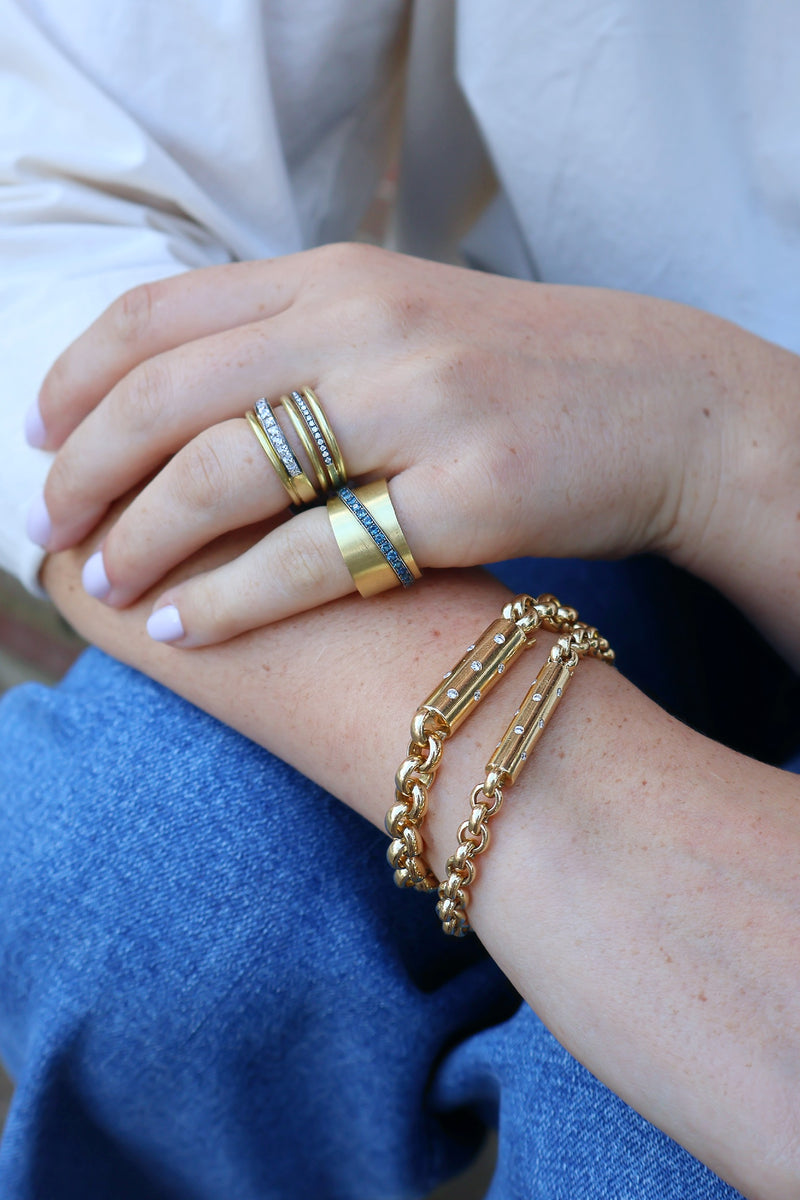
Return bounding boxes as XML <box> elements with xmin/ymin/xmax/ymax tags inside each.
<box><xmin>0</xmin><ymin>0</ymin><xmax>303</xmax><ymax>592</ymax></box>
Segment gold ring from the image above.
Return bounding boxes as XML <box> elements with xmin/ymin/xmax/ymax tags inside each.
<box><xmin>280</xmin><ymin>387</ymin><xmax>347</xmax><ymax>492</ymax></box>
<box><xmin>327</xmin><ymin>480</ymin><xmax>421</xmax><ymax>597</ymax></box>
<box><xmin>246</xmin><ymin>401</ymin><xmax>318</xmax><ymax>507</ymax></box>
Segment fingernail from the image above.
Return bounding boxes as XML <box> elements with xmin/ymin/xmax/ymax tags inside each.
<box><xmin>25</xmin><ymin>492</ymin><xmax>52</xmax><ymax>547</ymax></box>
<box><xmin>82</xmin><ymin>550</ymin><xmax>111</xmax><ymax>600</ymax></box>
<box><xmin>147</xmin><ymin>604</ymin><xmax>184</xmax><ymax>643</ymax></box>
<box><xmin>24</xmin><ymin>399</ymin><xmax>47</xmax><ymax>448</ymax></box>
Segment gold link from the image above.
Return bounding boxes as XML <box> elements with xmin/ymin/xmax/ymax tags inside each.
<box><xmin>422</xmin><ymin>618</ymin><xmax>528</xmax><ymax>735</ymax></box>
<box><xmin>410</xmin><ymin>709</ymin><xmax>435</xmax><ymax>745</ymax></box>
<box><xmin>406</xmin><ymin>855</ymin><xmax>428</xmax><ymax>884</ymax></box>
<box><xmin>386</xmin><ymin>838</ymin><xmax>406</xmax><ymax>869</ymax></box>
<box><xmin>452</xmin><ymin>842</ymin><xmax>474</xmax><ymax>872</ymax></box>
<box><xmin>394</xmin><ymin>757</ymin><xmax>422</xmax><ymax>796</ymax></box>
<box><xmin>488</xmin><ymin>656</ymin><xmax>575</xmax><ymax>784</ymax></box>
<box><xmin>439</xmin><ymin>874</ymin><xmax>462</xmax><ymax>901</ymax></box>
<box><xmin>402</xmin><ymin>824</ymin><xmax>422</xmax><ymax>858</ymax></box>
<box><xmin>467</xmin><ymin>804</ymin><xmax>486</xmax><ymax>836</ymax></box>
<box><xmin>413</xmin><ymin>874</ymin><xmax>439</xmax><ymax>894</ymax></box>
<box><xmin>384</xmin><ymin>802</ymin><xmax>409</xmax><ymax>838</ymax></box>
<box><xmin>418</xmin><ymin>734</ymin><xmax>444</xmax><ymax>774</ymax></box>
<box><xmin>404</xmin><ymin>781</ymin><xmax>429</xmax><ymax>825</ymax></box>
<box><xmin>393</xmin><ymin>866</ymin><xmax>412</xmax><ymax>889</ymax></box>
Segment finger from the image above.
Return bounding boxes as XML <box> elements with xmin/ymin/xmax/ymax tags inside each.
<box><xmin>42</xmin><ymin>312</ymin><xmax>325</xmax><ymax>551</ymax></box>
<box><xmin>36</xmin><ymin>254</ymin><xmax>313</xmax><ymax>449</ymax></box>
<box><xmin>144</xmin><ymin>506</ymin><xmax>356</xmax><ymax>646</ymax></box>
<box><xmin>82</xmin><ymin>418</ymin><xmax>290</xmax><ymax>607</ymax></box>
<box><xmin>142</xmin><ymin>478</ymin><xmax>434</xmax><ymax>647</ymax></box>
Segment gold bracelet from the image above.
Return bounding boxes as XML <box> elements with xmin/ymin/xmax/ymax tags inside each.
<box><xmin>436</xmin><ymin>601</ymin><xmax>614</xmax><ymax>936</ymax></box>
<box><xmin>386</xmin><ymin>595</ymin><xmax>543</xmax><ymax>892</ymax></box>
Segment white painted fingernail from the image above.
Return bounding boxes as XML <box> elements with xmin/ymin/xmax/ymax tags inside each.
<box><xmin>147</xmin><ymin>604</ymin><xmax>184</xmax><ymax>643</ymax></box>
<box><xmin>24</xmin><ymin>399</ymin><xmax>47</xmax><ymax>448</ymax></box>
<box><xmin>25</xmin><ymin>492</ymin><xmax>52</xmax><ymax>547</ymax></box>
<box><xmin>82</xmin><ymin>550</ymin><xmax>111</xmax><ymax>600</ymax></box>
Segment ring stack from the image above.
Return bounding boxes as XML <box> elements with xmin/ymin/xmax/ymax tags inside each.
<box><xmin>245</xmin><ymin>386</ymin><xmax>347</xmax><ymax>507</ymax></box>
<box><xmin>328</xmin><ymin>480</ymin><xmax>421</xmax><ymax>596</ymax></box>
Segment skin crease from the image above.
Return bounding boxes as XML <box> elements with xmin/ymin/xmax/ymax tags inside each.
<box><xmin>29</xmin><ymin>246</ymin><xmax>800</xmax><ymax>1195</ymax></box>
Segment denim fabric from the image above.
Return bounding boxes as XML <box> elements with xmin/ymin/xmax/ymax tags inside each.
<box><xmin>0</xmin><ymin>557</ymin><xmax>796</xmax><ymax>1198</ymax></box>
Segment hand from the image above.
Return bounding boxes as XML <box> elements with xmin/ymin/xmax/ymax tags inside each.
<box><xmin>32</xmin><ymin>242</ymin><xmax>742</xmax><ymax>646</ymax></box>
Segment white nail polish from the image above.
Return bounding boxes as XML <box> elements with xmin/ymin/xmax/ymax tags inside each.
<box><xmin>146</xmin><ymin>605</ymin><xmax>185</xmax><ymax>643</ymax></box>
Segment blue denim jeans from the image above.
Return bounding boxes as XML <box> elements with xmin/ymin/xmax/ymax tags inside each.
<box><xmin>1</xmin><ymin>558</ymin><xmax>797</xmax><ymax>1199</ymax></box>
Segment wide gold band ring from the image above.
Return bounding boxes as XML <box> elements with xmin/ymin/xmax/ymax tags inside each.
<box><xmin>327</xmin><ymin>480</ymin><xmax>422</xmax><ymax>597</ymax></box>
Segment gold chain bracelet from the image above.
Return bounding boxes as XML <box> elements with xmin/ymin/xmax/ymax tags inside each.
<box><xmin>436</xmin><ymin>605</ymin><xmax>614</xmax><ymax>936</ymax></box>
<box><xmin>386</xmin><ymin>595</ymin><xmax>540</xmax><ymax>891</ymax></box>
<box><xmin>386</xmin><ymin>594</ymin><xmax>614</xmax><ymax>898</ymax></box>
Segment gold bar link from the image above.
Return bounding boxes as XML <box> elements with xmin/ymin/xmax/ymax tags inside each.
<box><xmin>422</xmin><ymin>618</ymin><xmax>529</xmax><ymax>736</ymax></box>
<box><xmin>488</xmin><ymin>657</ymin><xmax>575</xmax><ymax>784</ymax></box>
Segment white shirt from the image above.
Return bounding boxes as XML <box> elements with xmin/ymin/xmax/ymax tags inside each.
<box><xmin>2</xmin><ymin>0</ymin><xmax>799</xmax><ymax>590</ymax></box>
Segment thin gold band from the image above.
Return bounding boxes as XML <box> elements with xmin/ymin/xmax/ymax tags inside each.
<box><xmin>245</xmin><ymin>408</ymin><xmax>318</xmax><ymax>507</ymax></box>
<box><xmin>280</xmin><ymin>387</ymin><xmax>347</xmax><ymax>493</ymax></box>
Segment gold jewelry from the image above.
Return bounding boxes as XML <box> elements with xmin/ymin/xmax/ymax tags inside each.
<box><xmin>280</xmin><ymin>387</ymin><xmax>347</xmax><ymax>492</ymax></box>
<box><xmin>327</xmin><ymin>481</ymin><xmax>421</xmax><ymax>597</ymax></box>
<box><xmin>246</xmin><ymin>402</ymin><xmax>318</xmax><ymax>507</ymax></box>
<box><xmin>387</xmin><ymin>595</ymin><xmax>542</xmax><ymax>892</ymax></box>
<box><xmin>436</xmin><ymin>596</ymin><xmax>614</xmax><ymax>936</ymax></box>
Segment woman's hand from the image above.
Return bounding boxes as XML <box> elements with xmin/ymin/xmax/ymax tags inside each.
<box><xmin>28</xmin><ymin>243</ymin><xmax>786</xmax><ymax>647</ymax></box>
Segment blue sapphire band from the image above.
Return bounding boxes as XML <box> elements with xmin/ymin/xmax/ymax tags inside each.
<box><xmin>337</xmin><ymin>487</ymin><xmax>415</xmax><ymax>587</ymax></box>
<box><xmin>327</xmin><ymin>480</ymin><xmax>421</xmax><ymax>598</ymax></box>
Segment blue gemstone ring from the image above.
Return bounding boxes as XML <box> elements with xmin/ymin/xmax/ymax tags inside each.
<box><xmin>327</xmin><ymin>480</ymin><xmax>422</xmax><ymax>597</ymax></box>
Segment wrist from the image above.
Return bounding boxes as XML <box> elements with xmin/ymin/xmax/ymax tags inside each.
<box><xmin>659</xmin><ymin>316</ymin><xmax>800</xmax><ymax>666</ymax></box>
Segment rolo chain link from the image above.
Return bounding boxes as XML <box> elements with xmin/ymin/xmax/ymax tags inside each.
<box><xmin>386</xmin><ymin>709</ymin><xmax>445</xmax><ymax>893</ymax></box>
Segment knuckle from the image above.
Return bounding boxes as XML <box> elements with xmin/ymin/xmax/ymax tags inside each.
<box><xmin>172</xmin><ymin>433</ymin><xmax>230</xmax><ymax>514</ymax></box>
<box><xmin>117</xmin><ymin>355</ymin><xmax>174</xmax><ymax>435</ymax></box>
<box><xmin>45</xmin><ymin>446</ymin><xmax>87</xmax><ymax>510</ymax></box>
<box><xmin>39</xmin><ymin>353</ymin><xmax>68</xmax><ymax>419</ymax></box>
<box><xmin>310</xmin><ymin>240</ymin><xmax>388</xmax><ymax>287</ymax></box>
<box><xmin>99</xmin><ymin>525</ymin><xmax>136</xmax><ymax>586</ymax></box>
<box><xmin>276</xmin><ymin>522</ymin><xmax>329</xmax><ymax>597</ymax></box>
<box><xmin>111</xmin><ymin>280</ymin><xmax>165</xmax><ymax>347</ymax></box>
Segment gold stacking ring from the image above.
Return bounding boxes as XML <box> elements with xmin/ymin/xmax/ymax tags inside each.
<box><xmin>245</xmin><ymin>387</ymin><xmax>347</xmax><ymax>508</ymax></box>
<box><xmin>246</xmin><ymin>399</ymin><xmax>318</xmax><ymax>507</ymax></box>
<box><xmin>327</xmin><ymin>480</ymin><xmax>421</xmax><ymax>597</ymax></box>
<box><xmin>280</xmin><ymin>387</ymin><xmax>347</xmax><ymax>492</ymax></box>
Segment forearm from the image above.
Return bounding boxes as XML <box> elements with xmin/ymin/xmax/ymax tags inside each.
<box><xmin>41</xmin><ymin>533</ymin><xmax>800</xmax><ymax>1199</ymax></box>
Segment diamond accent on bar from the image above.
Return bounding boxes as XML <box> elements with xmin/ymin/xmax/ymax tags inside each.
<box><xmin>447</xmin><ymin>688</ymin><xmax>459</xmax><ymax>700</ymax></box>
<box><xmin>336</xmin><ymin>487</ymin><xmax>415</xmax><ymax>587</ymax></box>
<box><xmin>494</xmin><ymin>633</ymin><xmax>506</xmax><ymax>645</ymax></box>
<box><xmin>532</xmin><ymin>693</ymin><xmax>543</xmax><ymax>702</ymax></box>
<box><xmin>473</xmin><ymin>691</ymin><xmax>481</xmax><ymax>701</ymax></box>
<box><xmin>514</xmin><ymin>724</ymin><xmax>524</xmax><ymax>735</ymax></box>
<box><xmin>471</xmin><ymin>660</ymin><xmax>482</xmax><ymax>672</ymax></box>
<box><xmin>254</xmin><ymin>399</ymin><xmax>303</xmax><ymax>476</ymax></box>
